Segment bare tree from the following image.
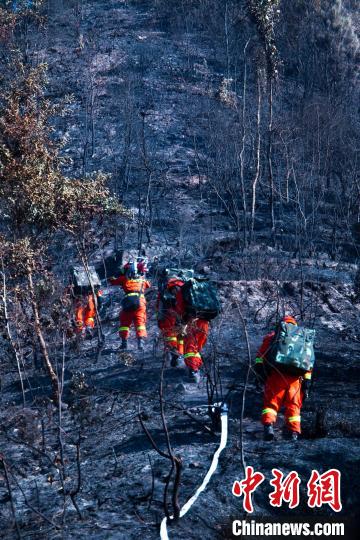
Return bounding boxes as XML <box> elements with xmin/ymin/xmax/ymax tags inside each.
<box><xmin>138</xmin><ymin>356</ymin><xmax>182</xmax><ymax>521</ymax></box>
<box><xmin>250</xmin><ymin>69</ymin><xmax>263</xmax><ymax>244</ymax></box>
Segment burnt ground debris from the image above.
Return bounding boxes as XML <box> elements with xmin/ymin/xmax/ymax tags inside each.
<box><xmin>1</xmin><ymin>276</ymin><xmax>359</xmax><ymax>538</ymax></box>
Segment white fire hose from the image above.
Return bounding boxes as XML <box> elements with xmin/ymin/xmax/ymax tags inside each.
<box><xmin>160</xmin><ymin>403</ymin><xmax>229</xmax><ymax>540</ymax></box>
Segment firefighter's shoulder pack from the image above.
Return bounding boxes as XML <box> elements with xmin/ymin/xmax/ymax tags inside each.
<box><xmin>121</xmin><ymin>270</ymin><xmax>145</xmax><ymax>312</ymax></box>
<box><xmin>158</xmin><ymin>268</ymin><xmax>194</xmax><ymax>308</ymax></box>
<box><xmin>182</xmin><ymin>277</ymin><xmax>221</xmax><ymax>321</ymax></box>
<box><xmin>72</xmin><ymin>265</ymin><xmax>101</xmax><ymax>296</ymax></box>
<box><xmin>270</xmin><ymin>321</ymin><xmax>315</xmax><ymax>375</ymax></box>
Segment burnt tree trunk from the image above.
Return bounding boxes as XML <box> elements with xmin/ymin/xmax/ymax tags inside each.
<box><xmin>27</xmin><ymin>265</ymin><xmax>59</xmax><ymax>401</ymax></box>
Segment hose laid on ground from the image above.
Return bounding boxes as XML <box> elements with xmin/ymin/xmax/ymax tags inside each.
<box><xmin>160</xmin><ymin>404</ymin><xmax>228</xmax><ymax>540</ymax></box>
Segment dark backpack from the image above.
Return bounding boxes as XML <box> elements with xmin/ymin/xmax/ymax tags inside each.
<box><xmin>72</xmin><ymin>265</ymin><xmax>101</xmax><ymax>296</ymax></box>
<box><xmin>269</xmin><ymin>321</ymin><xmax>316</xmax><ymax>375</ymax></box>
<box><xmin>121</xmin><ymin>292</ymin><xmax>142</xmax><ymax>312</ymax></box>
<box><xmin>96</xmin><ymin>250</ymin><xmax>123</xmax><ymax>280</ymax></box>
<box><xmin>118</xmin><ymin>260</ymin><xmax>148</xmax><ymax>312</ymax></box>
<box><xmin>158</xmin><ymin>268</ymin><xmax>194</xmax><ymax>309</ymax></box>
<box><xmin>182</xmin><ymin>278</ymin><xmax>221</xmax><ymax>321</ymax></box>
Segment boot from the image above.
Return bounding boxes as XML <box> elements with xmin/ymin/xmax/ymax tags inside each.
<box><xmin>188</xmin><ymin>369</ymin><xmax>201</xmax><ymax>384</ymax></box>
<box><xmin>137</xmin><ymin>337</ymin><xmax>145</xmax><ymax>352</ymax></box>
<box><xmin>85</xmin><ymin>326</ymin><xmax>94</xmax><ymax>340</ymax></box>
<box><xmin>176</xmin><ymin>355</ymin><xmax>187</xmax><ymax>369</ymax></box>
<box><xmin>170</xmin><ymin>353</ymin><xmax>179</xmax><ymax>367</ymax></box>
<box><xmin>120</xmin><ymin>338</ymin><xmax>128</xmax><ymax>350</ymax></box>
<box><xmin>171</xmin><ymin>354</ymin><xmax>187</xmax><ymax>368</ymax></box>
<box><xmin>264</xmin><ymin>423</ymin><xmax>274</xmax><ymax>441</ymax></box>
<box><xmin>283</xmin><ymin>428</ymin><xmax>300</xmax><ymax>441</ymax></box>
<box><xmin>77</xmin><ymin>327</ymin><xmax>86</xmax><ymax>339</ymax></box>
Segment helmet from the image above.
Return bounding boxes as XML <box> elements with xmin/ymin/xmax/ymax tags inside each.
<box><xmin>137</xmin><ymin>257</ymin><xmax>148</xmax><ymax>275</ymax></box>
<box><xmin>124</xmin><ymin>261</ymin><xmax>137</xmax><ymax>278</ymax></box>
<box><xmin>282</xmin><ymin>315</ymin><xmax>297</xmax><ymax>326</ymax></box>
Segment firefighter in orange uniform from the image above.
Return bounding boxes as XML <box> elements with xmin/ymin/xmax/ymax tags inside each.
<box><xmin>109</xmin><ymin>259</ymin><xmax>150</xmax><ymax>351</ymax></box>
<box><xmin>157</xmin><ymin>278</ymin><xmax>185</xmax><ymax>365</ymax></box>
<box><xmin>174</xmin><ymin>286</ymin><xmax>209</xmax><ymax>383</ymax></box>
<box><xmin>74</xmin><ymin>290</ymin><xmax>102</xmax><ymax>338</ymax></box>
<box><xmin>254</xmin><ymin>315</ymin><xmax>312</xmax><ymax>441</ymax></box>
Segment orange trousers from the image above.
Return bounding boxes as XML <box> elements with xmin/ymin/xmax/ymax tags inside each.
<box><xmin>119</xmin><ymin>303</ymin><xmax>147</xmax><ymax>339</ymax></box>
<box><xmin>158</xmin><ymin>311</ymin><xmax>184</xmax><ymax>355</ymax></box>
<box><xmin>262</xmin><ymin>370</ymin><xmax>303</xmax><ymax>433</ymax></box>
<box><xmin>75</xmin><ymin>294</ymin><xmax>96</xmax><ymax>332</ymax></box>
<box><xmin>183</xmin><ymin>319</ymin><xmax>209</xmax><ymax>371</ymax></box>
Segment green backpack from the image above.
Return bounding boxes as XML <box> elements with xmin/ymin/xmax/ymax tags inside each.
<box><xmin>182</xmin><ymin>278</ymin><xmax>221</xmax><ymax>321</ymax></box>
<box><xmin>270</xmin><ymin>322</ymin><xmax>315</xmax><ymax>375</ymax></box>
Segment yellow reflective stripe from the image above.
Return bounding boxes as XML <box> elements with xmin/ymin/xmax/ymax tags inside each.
<box><xmin>86</xmin><ymin>317</ymin><xmax>94</xmax><ymax>321</ymax></box>
<box><xmin>255</xmin><ymin>357</ymin><xmax>264</xmax><ymax>364</ymax></box>
<box><xmin>304</xmin><ymin>372</ymin><xmax>312</xmax><ymax>380</ymax></box>
<box><xmin>165</xmin><ymin>337</ymin><xmax>177</xmax><ymax>342</ymax></box>
<box><xmin>125</xmin><ymin>292</ymin><xmax>140</xmax><ymax>297</ymax></box>
<box><xmin>184</xmin><ymin>352</ymin><xmax>201</xmax><ymax>358</ymax></box>
<box><xmin>262</xmin><ymin>408</ymin><xmax>277</xmax><ymax>416</ymax></box>
<box><xmin>288</xmin><ymin>415</ymin><xmax>301</xmax><ymax>423</ymax></box>
<box><xmin>137</xmin><ymin>325</ymin><xmax>146</xmax><ymax>330</ymax></box>
<box><xmin>178</xmin><ymin>339</ymin><xmax>184</xmax><ymax>344</ymax></box>
<box><xmin>119</xmin><ymin>326</ymin><xmax>130</xmax><ymax>331</ymax></box>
